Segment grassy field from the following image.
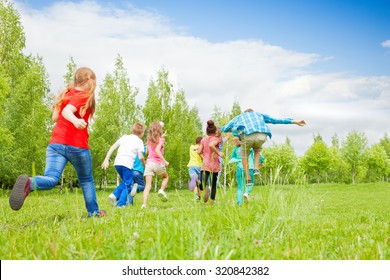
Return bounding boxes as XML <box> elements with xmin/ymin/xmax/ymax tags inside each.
<box><xmin>0</xmin><ymin>182</ymin><xmax>389</xmax><ymax>260</ymax></box>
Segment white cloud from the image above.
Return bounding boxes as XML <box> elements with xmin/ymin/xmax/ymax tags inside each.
<box><xmin>16</xmin><ymin>1</ymin><xmax>390</xmax><ymax>155</ymax></box>
<box><xmin>381</xmin><ymin>40</ymin><xmax>390</xmax><ymax>48</ymax></box>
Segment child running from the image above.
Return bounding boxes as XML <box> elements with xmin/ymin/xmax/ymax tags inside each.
<box><xmin>101</xmin><ymin>122</ymin><xmax>146</xmax><ymax>208</ymax></box>
<box><xmin>215</xmin><ymin>128</ymin><xmax>230</xmax><ymax>186</ymax></box>
<box><xmin>221</xmin><ymin>108</ymin><xmax>305</xmax><ymax>190</ymax></box>
<box><xmin>228</xmin><ymin>137</ymin><xmax>264</xmax><ymax>205</ymax></box>
<box><xmin>197</xmin><ymin>120</ymin><xmax>223</xmax><ymax>205</ymax></box>
<box><xmin>142</xmin><ymin>121</ymin><xmax>169</xmax><ymax>209</ymax></box>
<box><xmin>126</xmin><ymin>145</ymin><xmax>147</xmax><ymax>205</ymax></box>
<box><xmin>9</xmin><ymin>67</ymin><xmax>105</xmax><ymax>217</ymax></box>
<box><xmin>187</xmin><ymin>137</ymin><xmax>203</xmax><ymax>192</ymax></box>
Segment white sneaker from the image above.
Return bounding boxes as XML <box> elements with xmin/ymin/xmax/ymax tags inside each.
<box><xmin>108</xmin><ymin>194</ymin><xmax>117</xmax><ymax>206</ymax></box>
<box><xmin>130</xmin><ymin>183</ymin><xmax>138</xmax><ymax>197</ymax></box>
<box><xmin>243</xmin><ymin>193</ymin><xmax>249</xmax><ymax>203</ymax></box>
<box><xmin>158</xmin><ymin>189</ymin><xmax>168</xmax><ymax>202</ymax></box>
<box><xmin>141</xmin><ymin>204</ymin><xmax>147</xmax><ymax>209</ymax></box>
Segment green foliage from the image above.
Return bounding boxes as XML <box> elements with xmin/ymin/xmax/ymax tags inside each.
<box><xmin>211</xmin><ymin>105</ymin><xmax>230</xmax><ymax>127</ymax></box>
<box><xmin>0</xmin><ymin>2</ymin><xmax>389</xmax><ymax>190</ymax></box>
<box><xmin>63</xmin><ymin>57</ymin><xmax>77</xmax><ymax>84</ymax></box>
<box><xmin>300</xmin><ymin>136</ymin><xmax>332</xmax><ymax>183</ymax></box>
<box><xmin>230</xmin><ymin>99</ymin><xmax>241</xmax><ymax>119</ymax></box>
<box><xmin>143</xmin><ymin>68</ymin><xmax>171</xmax><ymax>124</ymax></box>
<box><xmin>0</xmin><ymin>1</ymin><xmax>51</xmax><ymax>187</ymax></box>
<box><xmin>0</xmin><ymin>0</ymin><xmax>25</xmax><ymax>68</ymax></box>
<box><xmin>341</xmin><ymin>130</ymin><xmax>368</xmax><ymax>184</ymax></box>
<box><xmin>379</xmin><ymin>133</ymin><xmax>390</xmax><ymax>158</ymax></box>
<box><xmin>90</xmin><ymin>55</ymin><xmax>142</xmax><ymax>185</ymax></box>
<box><xmin>327</xmin><ymin>146</ymin><xmax>350</xmax><ymax>183</ymax></box>
<box><xmin>363</xmin><ymin>144</ymin><xmax>390</xmax><ymax>182</ymax></box>
<box><xmin>143</xmin><ymin>68</ymin><xmax>202</xmax><ymax>187</ymax></box>
<box><xmin>262</xmin><ymin>143</ymin><xmax>297</xmax><ymax>185</ymax></box>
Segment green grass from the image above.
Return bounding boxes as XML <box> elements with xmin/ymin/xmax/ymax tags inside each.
<box><xmin>0</xmin><ymin>183</ymin><xmax>389</xmax><ymax>260</ymax></box>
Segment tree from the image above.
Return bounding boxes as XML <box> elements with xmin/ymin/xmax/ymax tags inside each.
<box><xmin>211</xmin><ymin>105</ymin><xmax>229</xmax><ymax>127</ymax></box>
<box><xmin>379</xmin><ymin>134</ymin><xmax>390</xmax><ymax>158</ymax></box>
<box><xmin>143</xmin><ymin>68</ymin><xmax>202</xmax><ymax>188</ymax></box>
<box><xmin>0</xmin><ymin>1</ymin><xmax>51</xmax><ymax>187</ymax></box>
<box><xmin>168</xmin><ymin>90</ymin><xmax>202</xmax><ymax>186</ymax></box>
<box><xmin>363</xmin><ymin>144</ymin><xmax>389</xmax><ymax>182</ymax></box>
<box><xmin>230</xmin><ymin>99</ymin><xmax>241</xmax><ymax>119</ymax></box>
<box><xmin>300</xmin><ymin>135</ymin><xmax>332</xmax><ymax>183</ymax></box>
<box><xmin>63</xmin><ymin>56</ymin><xmax>77</xmax><ymax>84</ymax></box>
<box><xmin>327</xmin><ymin>145</ymin><xmax>349</xmax><ymax>183</ymax></box>
<box><xmin>90</xmin><ymin>55</ymin><xmax>142</xmax><ymax>185</ymax></box>
<box><xmin>331</xmin><ymin>133</ymin><xmax>340</xmax><ymax>149</ymax></box>
<box><xmin>262</xmin><ymin>143</ymin><xmax>297</xmax><ymax>184</ymax></box>
<box><xmin>0</xmin><ymin>0</ymin><xmax>25</xmax><ymax>72</ymax></box>
<box><xmin>341</xmin><ymin>130</ymin><xmax>368</xmax><ymax>184</ymax></box>
<box><xmin>143</xmin><ymin>68</ymin><xmax>171</xmax><ymax>125</ymax></box>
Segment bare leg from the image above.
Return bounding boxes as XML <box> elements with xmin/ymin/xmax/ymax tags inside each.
<box><xmin>254</xmin><ymin>150</ymin><xmax>260</xmax><ymax>170</ymax></box>
<box><xmin>160</xmin><ymin>172</ymin><xmax>169</xmax><ymax>190</ymax></box>
<box><xmin>142</xmin><ymin>175</ymin><xmax>153</xmax><ymax>206</ymax></box>
<box><xmin>241</xmin><ymin>157</ymin><xmax>251</xmax><ymax>181</ymax></box>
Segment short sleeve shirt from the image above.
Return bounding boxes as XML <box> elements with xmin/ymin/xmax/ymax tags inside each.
<box><xmin>50</xmin><ymin>89</ymin><xmax>91</xmax><ymax>148</ymax></box>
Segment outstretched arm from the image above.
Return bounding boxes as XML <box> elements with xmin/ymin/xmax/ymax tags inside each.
<box><xmin>293</xmin><ymin>120</ymin><xmax>306</xmax><ymax>126</ymax></box>
<box><xmin>221</xmin><ymin>118</ymin><xmax>236</xmax><ymax>133</ymax></box>
<box><xmin>101</xmin><ymin>142</ymin><xmax>120</xmax><ymax>169</ymax></box>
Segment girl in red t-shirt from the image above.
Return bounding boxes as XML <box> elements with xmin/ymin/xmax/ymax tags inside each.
<box><xmin>9</xmin><ymin>67</ymin><xmax>105</xmax><ymax>217</ymax></box>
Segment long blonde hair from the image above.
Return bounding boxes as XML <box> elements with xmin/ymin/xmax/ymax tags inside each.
<box><xmin>147</xmin><ymin>121</ymin><xmax>163</xmax><ymax>145</ymax></box>
<box><xmin>53</xmin><ymin>67</ymin><xmax>96</xmax><ymax>118</ymax></box>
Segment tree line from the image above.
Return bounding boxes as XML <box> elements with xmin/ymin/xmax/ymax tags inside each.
<box><xmin>1</xmin><ymin>1</ymin><xmax>389</xmax><ymax>190</ymax></box>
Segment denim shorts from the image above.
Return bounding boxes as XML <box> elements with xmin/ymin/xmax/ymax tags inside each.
<box><xmin>188</xmin><ymin>166</ymin><xmax>201</xmax><ymax>178</ymax></box>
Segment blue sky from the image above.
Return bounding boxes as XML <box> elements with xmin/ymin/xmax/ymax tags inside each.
<box><xmin>134</xmin><ymin>0</ymin><xmax>390</xmax><ymax>74</ymax></box>
<box><xmin>22</xmin><ymin>0</ymin><xmax>390</xmax><ymax>75</ymax></box>
<box><xmin>15</xmin><ymin>0</ymin><xmax>390</xmax><ymax>154</ymax></box>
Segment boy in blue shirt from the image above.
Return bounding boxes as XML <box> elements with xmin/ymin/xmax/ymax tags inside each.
<box><xmin>222</xmin><ymin>108</ymin><xmax>305</xmax><ymax>189</ymax></box>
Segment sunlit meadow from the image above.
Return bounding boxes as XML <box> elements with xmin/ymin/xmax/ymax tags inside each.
<box><xmin>1</xmin><ymin>182</ymin><xmax>390</xmax><ymax>260</ymax></box>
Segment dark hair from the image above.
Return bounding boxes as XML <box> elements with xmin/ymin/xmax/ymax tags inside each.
<box><xmin>195</xmin><ymin>137</ymin><xmax>203</xmax><ymax>144</ymax></box>
<box><xmin>206</xmin><ymin>120</ymin><xmax>217</xmax><ymax>136</ymax></box>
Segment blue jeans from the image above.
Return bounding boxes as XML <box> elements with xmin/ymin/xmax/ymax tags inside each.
<box><xmin>31</xmin><ymin>144</ymin><xmax>100</xmax><ymax>216</ymax></box>
<box><xmin>127</xmin><ymin>170</ymin><xmax>145</xmax><ymax>205</ymax></box>
<box><xmin>113</xmin><ymin>165</ymin><xmax>134</xmax><ymax>207</ymax></box>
